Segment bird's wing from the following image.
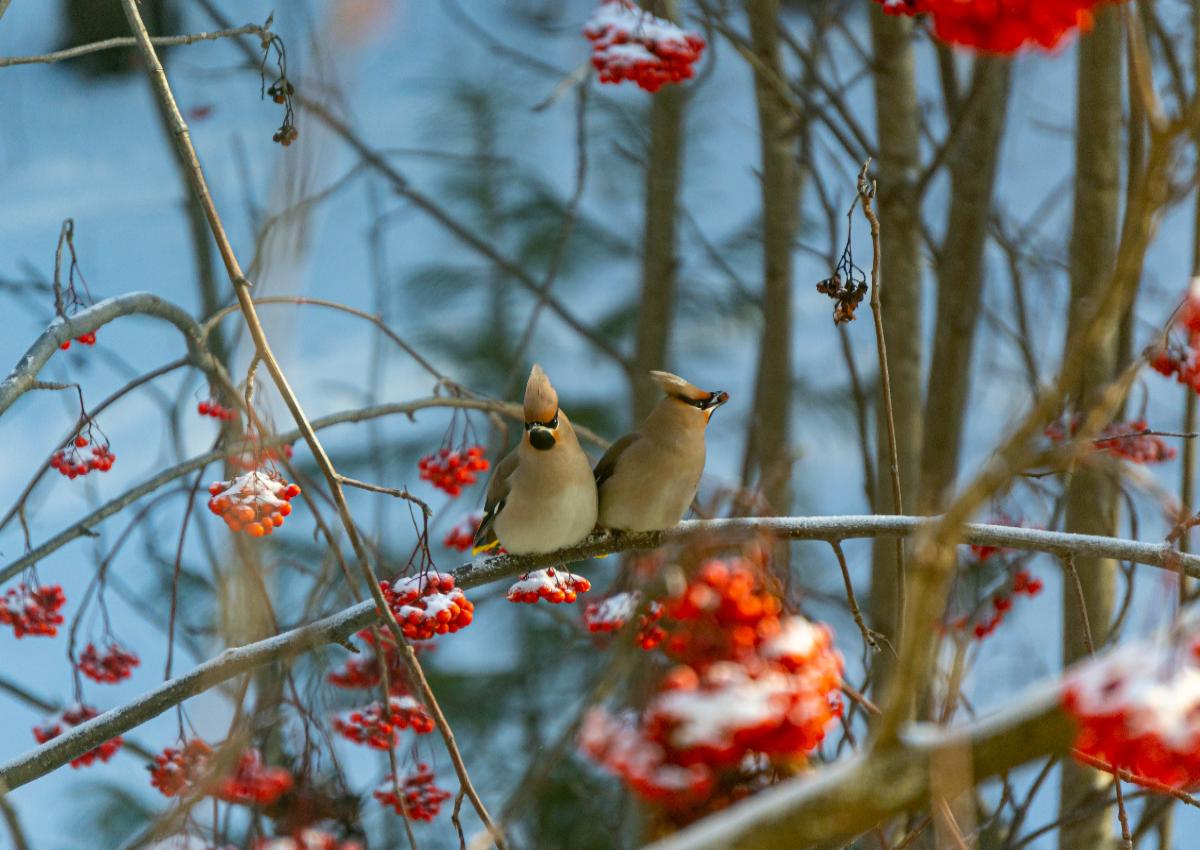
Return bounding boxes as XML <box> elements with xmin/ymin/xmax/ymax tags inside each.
<box><xmin>472</xmin><ymin>448</ymin><xmax>519</xmax><ymax>555</ymax></box>
<box><xmin>593</xmin><ymin>432</ymin><xmax>640</xmax><ymax>490</ymax></box>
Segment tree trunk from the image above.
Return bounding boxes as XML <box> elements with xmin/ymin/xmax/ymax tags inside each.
<box><xmin>919</xmin><ymin>59</ymin><xmax>1011</xmax><ymax>513</ymax></box>
<box><xmin>1058</xmin><ymin>10</ymin><xmax>1123</xmax><ymax>849</ymax></box>
<box><xmin>741</xmin><ymin>0</ymin><xmax>797</xmax><ymax>514</ymax></box>
<box><xmin>866</xmin><ymin>6</ymin><xmax>924</xmax><ymax>679</ymax></box>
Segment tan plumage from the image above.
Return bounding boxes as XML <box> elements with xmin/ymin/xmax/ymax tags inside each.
<box><xmin>596</xmin><ymin>371</ymin><xmax>728</xmax><ymax>532</ymax></box>
<box><xmin>472</xmin><ymin>365</ymin><xmax>598</xmax><ymax>555</ymax></box>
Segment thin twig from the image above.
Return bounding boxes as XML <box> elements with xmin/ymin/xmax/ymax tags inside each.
<box><xmin>0</xmin><ymin>24</ymin><xmax>268</xmax><ymax>68</ymax></box>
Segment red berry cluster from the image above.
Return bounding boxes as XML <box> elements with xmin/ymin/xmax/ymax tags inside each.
<box><xmin>149</xmin><ymin>738</ymin><xmax>214</xmax><ymax>796</ymax></box>
<box><xmin>381</xmin><ymin>574</ymin><xmax>474</xmax><ymax>640</ymax></box>
<box><xmin>332</xmin><ymin>696</ymin><xmax>435</xmax><ymax>749</ymax></box>
<box><xmin>582</xmin><ymin>559</ymin><xmax>844</xmax><ymax>822</ymax></box>
<box><xmin>418</xmin><ymin>446</ymin><xmax>489</xmax><ymax>497</ymax></box>
<box><xmin>948</xmin><ymin>569</ymin><xmax>1044</xmax><ymax>641</ymax></box>
<box><xmin>51</xmin><ymin>435</ymin><xmax>116</xmax><ymax>479</ymax></box>
<box><xmin>207</xmin><ymin>471</ymin><xmax>301</xmax><ymax>537</ymax></box>
<box><xmin>215</xmin><ymin>748</ymin><xmax>294</xmax><ymax>806</ymax></box>
<box><xmin>255</xmin><ymin>830</ymin><xmax>364</xmax><ymax>850</ymax></box>
<box><xmin>1064</xmin><ymin>639</ymin><xmax>1200</xmax><ymax>788</ymax></box>
<box><xmin>874</xmin><ymin>0</ymin><xmax>1111</xmax><ymax>54</ymax></box>
<box><xmin>506</xmin><ymin>568</ymin><xmax>592</xmax><ymax>604</ymax></box>
<box><xmin>197</xmin><ymin>399</ymin><xmax>237</xmax><ymax>421</ymax></box>
<box><xmin>583</xmin><ymin>591</ymin><xmax>665</xmax><ymax>650</ymax></box>
<box><xmin>584</xmin><ymin>0</ymin><xmax>706</xmax><ymax>92</ymax></box>
<box><xmin>59</xmin><ymin>330</ymin><xmax>97</xmax><ymax>351</ymax></box>
<box><xmin>78</xmin><ymin>641</ymin><xmax>140</xmax><ymax>683</ymax></box>
<box><xmin>374</xmin><ymin>764</ymin><xmax>452</xmax><ymax>821</ymax></box>
<box><xmin>1046</xmin><ymin>417</ymin><xmax>1176</xmax><ymax>464</ymax></box>
<box><xmin>442</xmin><ymin>513</ymin><xmax>483</xmax><ymax>552</ymax></box>
<box><xmin>33</xmin><ymin>704</ymin><xmax>123</xmax><ymax>767</ymax></box>
<box><xmin>327</xmin><ymin>628</ymin><xmax>407</xmax><ymax>692</ymax></box>
<box><xmin>1</xmin><ymin>583</ymin><xmax>66</xmax><ymax>638</ymax></box>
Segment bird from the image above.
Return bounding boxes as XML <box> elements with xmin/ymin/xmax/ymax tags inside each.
<box><xmin>594</xmin><ymin>370</ymin><xmax>728</xmax><ymax>532</ymax></box>
<box><xmin>472</xmin><ymin>364</ymin><xmax>599</xmax><ymax>555</ymax></box>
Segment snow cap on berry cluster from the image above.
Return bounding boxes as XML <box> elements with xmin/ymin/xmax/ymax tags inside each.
<box><xmin>506</xmin><ymin>567</ymin><xmax>591</xmax><ymax>604</ymax></box>
<box><xmin>381</xmin><ymin>573</ymin><xmax>474</xmax><ymax>640</ymax></box>
<box><xmin>207</xmin><ymin>470</ymin><xmax>301</xmax><ymax>537</ymax></box>
<box><xmin>1</xmin><ymin>583</ymin><xmax>66</xmax><ymax>638</ymax></box>
<box><xmin>584</xmin><ymin>0</ymin><xmax>706</xmax><ymax>92</ymax></box>
<box><xmin>374</xmin><ymin>763</ymin><xmax>452</xmax><ymax>821</ymax></box>
<box><xmin>254</xmin><ymin>829</ymin><xmax>364</xmax><ymax>850</ymax></box>
<box><xmin>872</xmin><ymin>0</ymin><xmax>1110</xmax><ymax>54</ymax></box>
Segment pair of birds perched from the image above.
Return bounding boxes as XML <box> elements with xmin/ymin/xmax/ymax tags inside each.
<box><xmin>472</xmin><ymin>365</ymin><xmax>729</xmax><ymax>556</ymax></box>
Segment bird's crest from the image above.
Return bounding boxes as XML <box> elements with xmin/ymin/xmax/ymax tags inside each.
<box><xmin>524</xmin><ymin>364</ymin><xmax>559</xmax><ymax>423</ymax></box>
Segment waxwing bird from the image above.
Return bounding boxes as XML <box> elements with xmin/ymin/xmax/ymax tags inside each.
<box><xmin>595</xmin><ymin>371</ymin><xmax>728</xmax><ymax>532</ymax></box>
<box><xmin>472</xmin><ymin>364</ymin><xmax>599</xmax><ymax>555</ymax></box>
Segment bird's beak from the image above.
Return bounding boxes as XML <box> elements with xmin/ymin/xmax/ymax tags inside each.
<box><xmin>702</xmin><ymin>390</ymin><xmax>729</xmax><ymax>411</ymax></box>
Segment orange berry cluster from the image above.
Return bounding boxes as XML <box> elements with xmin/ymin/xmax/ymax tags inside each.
<box><xmin>584</xmin><ymin>591</ymin><xmax>665</xmax><ymax>649</ymax></box>
<box><xmin>659</xmin><ymin>559</ymin><xmax>784</xmax><ymax>665</ymax></box>
<box><xmin>327</xmin><ymin>628</ymin><xmax>407</xmax><ymax>692</ymax></box>
<box><xmin>381</xmin><ymin>574</ymin><xmax>474</xmax><ymax>640</ymax></box>
<box><xmin>418</xmin><ymin>446</ymin><xmax>489</xmax><ymax>497</ymax></box>
<box><xmin>149</xmin><ymin>738</ymin><xmax>214</xmax><ymax>797</ymax></box>
<box><xmin>333</xmin><ymin>695</ymin><xmax>435</xmax><ymax>749</ymax></box>
<box><xmin>374</xmin><ymin>764</ymin><xmax>451</xmax><ymax>821</ymax></box>
<box><xmin>1</xmin><ymin>583</ymin><xmax>66</xmax><ymax>638</ymax></box>
<box><xmin>78</xmin><ymin>641</ymin><xmax>140</xmax><ymax>683</ymax></box>
<box><xmin>197</xmin><ymin>399</ymin><xmax>237</xmax><ymax>421</ymax></box>
<box><xmin>59</xmin><ymin>330</ymin><xmax>97</xmax><ymax>350</ymax></box>
<box><xmin>584</xmin><ymin>0</ymin><xmax>706</xmax><ymax>93</ymax></box>
<box><xmin>33</xmin><ymin>704</ymin><xmax>123</xmax><ymax>768</ymax></box>
<box><xmin>51</xmin><ymin>435</ymin><xmax>115</xmax><ymax>478</ymax></box>
<box><xmin>207</xmin><ymin>471</ymin><xmax>301</xmax><ymax>537</ymax></box>
<box><xmin>442</xmin><ymin>512</ymin><xmax>483</xmax><ymax>552</ymax></box>
<box><xmin>215</xmin><ymin>748</ymin><xmax>294</xmax><ymax>806</ymax></box>
<box><xmin>506</xmin><ymin>568</ymin><xmax>591</xmax><ymax>604</ymax></box>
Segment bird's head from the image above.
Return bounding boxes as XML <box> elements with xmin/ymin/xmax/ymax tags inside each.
<box><xmin>523</xmin><ymin>363</ymin><xmax>562</xmax><ymax>452</ymax></box>
<box><xmin>649</xmin><ymin>370</ymin><xmax>729</xmax><ymax>423</ymax></box>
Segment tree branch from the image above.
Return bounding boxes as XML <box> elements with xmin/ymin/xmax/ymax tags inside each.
<box><xmin>0</xmin><ymin>24</ymin><xmax>266</xmax><ymax>68</ymax></box>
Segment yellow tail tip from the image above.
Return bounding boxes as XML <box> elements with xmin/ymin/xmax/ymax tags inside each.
<box><xmin>471</xmin><ymin>540</ymin><xmax>501</xmax><ymax>557</ymax></box>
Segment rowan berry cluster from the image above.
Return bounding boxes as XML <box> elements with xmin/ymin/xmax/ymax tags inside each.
<box><xmin>1</xmin><ymin>583</ymin><xmax>66</xmax><ymax>638</ymax></box>
<box><xmin>78</xmin><ymin>641</ymin><xmax>140</xmax><ymax>683</ymax></box>
<box><xmin>1046</xmin><ymin>417</ymin><xmax>1176</xmax><ymax>464</ymax></box>
<box><xmin>197</xmin><ymin>399</ymin><xmax>237</xmax><ymax>421</ymax></box>
<box><xmin>51</xmin><ymin>435</ymin><xmax>116</xmax><ymax>478</ymax></box>
<box><xmin>584</xmin><ymin>591</ymin><xmax>665</xmax><ymax>649</ymax></box>
<box><xmin>380</xmin><ymin>574</ymin><xmax>474</xmax><ymax>640</ymax></box>
<box><xmin>332</xmin><ymin>696</ymin><xmax>435</xmax><ymax>749</ymax></box>
<box><xmin>951</xmin><ymin>569</ymin><xmax>1044</xmax><ymax>641</ymax></box>
<box><xmin>584</xmin><ymin>0</ymin><xmax>706</xmax><ymax>92</ymax></box>
<box><xmin>327</xmin><ymin>629</ymin><xmax>407</xmax><ymax>692</ymax></box>
<box><xmin>60</xmin><ymin>330</ymin><xmax>97</xmax><ymax>350</ymax></box>
<box><xmin>442</xmin><ymin>513</ymin><xmax>483</xmax><ymax>552</ymax></box>
<box><xmin>874</xmin><ymin>0</ymin><xmax>1113</xmax><ymax>53</ymax></box>
<box><xmin>215</xmin><ymin>748</ymin><xmax>294</xmax><ymax>806</ymax></box>
<box><xmin>255</xmin><ymin>830</ymin><xmax>364</xmax><ymax>850</ymax></box>
<box><xmin>207</xmin><ymin>471</ymin><xmax>301</xmax><ymax>537</ymax></box>
<box><xmin>374</xmin><ymin>764</ymin><xmax>451</xmax><ymax>821</ymax></box>
<box><xmin>1064</xmin><ymin>636</ymin><xmax>1200</xmax><ymax>788</ymax></box>
<box><xmin>582</xmin><ymin>558</ymin><xmax>844</xmax><ymax>822</ymax></box>
<box><xmin>33</xmin><ymin>704</ymin><xmax>123</xmax><ymax>767</ymax></box>
<box><xmin>507</xmin><ymin>568</ymin><xmax>592</xmax><ymax>604</ymax></box>
<box><xmin>418</xmin><ymin>446</ymin><xmax>489</xmax><ymax>497</ymax></box>
<box><xmin>149</xmin><ymin>738</ymin><xmax>214</xmax><ymax>797</ymax></box>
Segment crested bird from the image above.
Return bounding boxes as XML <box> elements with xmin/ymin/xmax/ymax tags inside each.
<box><xmin>472</xmin><ymin>364</ymin><xmax>599</xmax><ymax>555</ymax></box>
<box><xmin>594</xmin><ymin>370</ymin><xmax>728</xmax><ymax>532</ymax></box>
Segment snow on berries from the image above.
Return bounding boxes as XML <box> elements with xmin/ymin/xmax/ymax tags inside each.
<box><xmin>584</xmin><ymin>0</ymin><xmax>706</xmax><ymax>93</ymax></box>
<box><xmin>506</xmin><ymin>568</ymin><xmax>591</xmax><ymax>605</ymax></box>
<box><xmin>50</xmin><ymin>434</ymin><xmax>115</xmax><ymax>479</ymax></box>
<box><xmin>197</xmin><ymin>398</ymin><xmax>237</xmax><ymax>421</ymax></box>
<box><xmin>381</xmin><ymin>573</ymin><xmax>474</xmax><ymax>640</ymax></box>
<box><xmin>207</xmin><ymin>470</ymin><xmax>301</xmax><ymax>537</ymax></box>
<box><xmin>584</xmin><ymin>591</ymin><xmax>665</xmax><ymax>649</ymax></box>
<box><xmin>873</xmin><ymin>0</ymin><xmax>1112</xmax><ymax>54</ymax></box>
<box><xmin>1</xmin><ymin>583</ymin><xmax>66</xmax><ymax>638</ymax></box>
<box><xmin>1064</xmin><ymin>635</ymin><xmax>1200</xmax><ymax>788</ymax></box>
<box><xmin>332</xmin><ymin>696</ymin><xmax>435</xmax><ymax>749</ymax></box>
<box><xmin>149</xmin><ymin>739</ymin><xmax>214</xmax><ymax>796</ymax></box>
<box><xmin>442</xmin><ymin>513</ymin><xmax>483</xmax><ymax>552</ymax></box>
<box><xmin>418</xmin><ymin>446</ymin><xmax>488</xmax><ymax>497</ymax></box>
<box><xmin>255</xmin><ymin>830</ymin><xmax>363</xmax><ymax>850</ymax></box>
<box><xmin>215</xmin><ymin>748</ymin><xmax>294</xmax><ymax>806</ymax></box>
<box><xmin>374</xmin><ymin>764</ymin><xmax>452</xmax><ymax>821</ymax></box>
<box><xmin>581</xmin><ymin>557</ymin><xmax>844</xmax><ymax>821</ymax></box>
<box><xmin>33</xmin><ymin>704</ymin><xmax>123</xmax><ymax>767</ymax></box>
<box><xmin>78</xmin><ymin>641</ymin><xmax>140</xmax><ymax>683</ymax></box>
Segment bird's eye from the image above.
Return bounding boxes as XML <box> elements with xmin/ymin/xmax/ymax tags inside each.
<box><xmin>524</xmin><ymin>411</ymin><xmax>560</xmax><ymax>430</ymax></box>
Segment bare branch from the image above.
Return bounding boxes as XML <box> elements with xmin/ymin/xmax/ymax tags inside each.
<box><xmin>0</xmin><ymin>24</ymin><xmax>268</xmax><ymax>68</ymax></box>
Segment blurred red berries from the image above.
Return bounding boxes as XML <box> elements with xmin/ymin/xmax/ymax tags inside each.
<box><xmin>33</xmin><ymin>704</ymin><xmax>123</xmax><ymax>767</ymax></box>
<box><xmin>584</xmin><ymin>0</ymin><xmax>705</xmax><ymax>92</ymax></box>
<box><xmin>1</xmin><ymin>583</ymin><xmax>66</xmax><ymax>638</ymax></box>
<box><xmin>78</xmin><ymin>641</ymin><xmax>140</xmax><ymax>683</ymax></box>
<box><xmin>149</xmin><ymin>739</ymin><xmax>214</xmax><ymax>797</ymax></box>
<box><xmin>333</xmin><ymin>696</ymin><xmax>434</xmax><ymax>749</ymax></box>
<box><xmin>374</xmin><ymin>764</ymin><xmax>451</xmax><ymax>821</ymax></box>
<box><xmin>418</xmin><ymin>446</ymin><xmax>488</xmax><ymax>497</ymax></box>
<box><xmin>874</xmin><ymin>0</ymin><xmax>1113</xmax><ymax>54</ymax></box>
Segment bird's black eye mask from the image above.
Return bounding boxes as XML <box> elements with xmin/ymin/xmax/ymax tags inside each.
<box><xmin>680</xmin><ymin>391</ymin><xmax>729</xmax><ymax>411</ymax></box>
<box><xmin>524</xmin><ymin>411</ymin><xmax>559</xmax><ymax>431</ymax></box>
